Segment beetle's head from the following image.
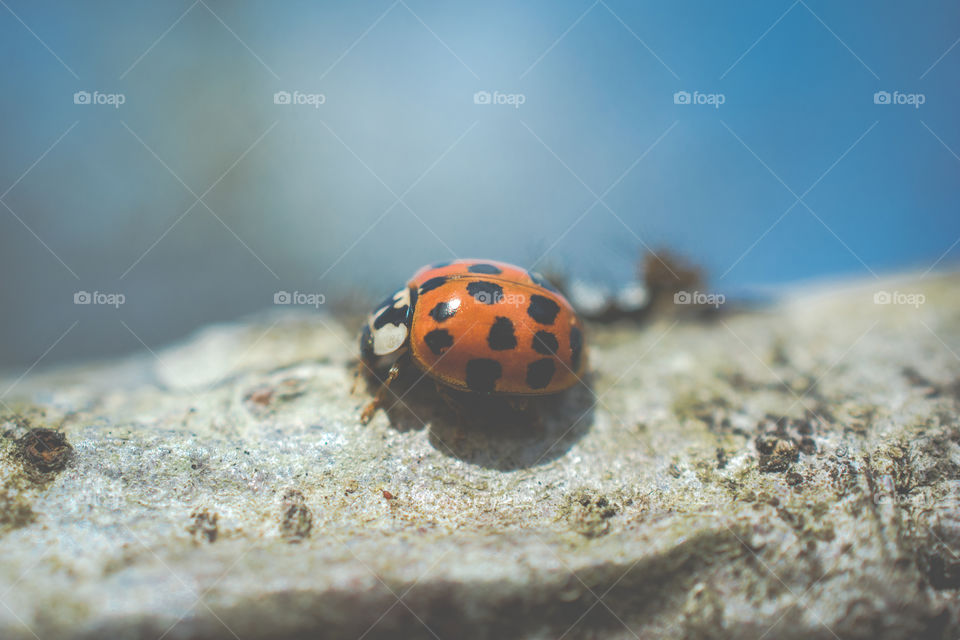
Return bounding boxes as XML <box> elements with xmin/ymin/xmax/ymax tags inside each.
<box><xmin>359</xmin><ymin>286</ymin><xmax>414</xmax><ymax>371</ymax></box>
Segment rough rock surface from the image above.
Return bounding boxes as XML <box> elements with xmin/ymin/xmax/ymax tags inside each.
<box><xmin>1</xmin><ymin>272</ymin><xmax>958</xmax><ymax>640</ymax></box>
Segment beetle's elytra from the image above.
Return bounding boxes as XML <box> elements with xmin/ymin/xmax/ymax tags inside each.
<box><xmin>358</xmin><ymin>259</ymin><xmax>586</xmax><ymax>423</ymax></box>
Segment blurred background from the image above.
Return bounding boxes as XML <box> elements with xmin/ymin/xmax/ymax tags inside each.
<box><xmin>0</xmin><ymin>0</ymin><xmax>957</xmax><ymax>370</ymax></box>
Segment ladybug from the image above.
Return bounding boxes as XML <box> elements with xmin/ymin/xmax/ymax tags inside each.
<box><xmin>358</xmin><ymin>259</ymin><xmax>586</xmax><ymax>424</ymax></box>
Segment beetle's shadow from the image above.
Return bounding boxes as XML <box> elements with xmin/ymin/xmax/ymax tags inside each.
<box><xmin>362</xmin><ymin>364</ymin><xmax>595</xmax><ymax>471</ymax></box>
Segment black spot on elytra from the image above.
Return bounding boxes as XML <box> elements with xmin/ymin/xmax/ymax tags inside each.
<box><xmin>428</xmin><ymin>261</ymin><xmax>452</xmax><ymax>270</ymax></box>
<box><xmin>429</xmin><ymin>300</ymin><xmax>459</xmax><ymax>323</ymax></box>
<box><xmin>424</xmin><ymin>329</ymin><xmax>454</xmax><ymax>355</ymax></box>
<box><xmin>420</xmin><ymin>276</ymin><xmax>448</xmax><ymax>294</ymax></box>
<box><xmin>465</xmin><ymin>358</ymin><xmax>502</xmax><ymax>392</ymax></box>
<box><xmin>570</xmin><ymin>326</ymin><xmax>584</xmax><ymax>371</ymax></box>
<box><xmin>528</xmin><ymin>270</ymin><xmax>559</xmax><ymax>292</ymax></box>
<box><xmin>373</xmin><ymin>304</ymin><xmax>409</xmax><ymax>329</ymax></box>
<box><xmin>526</xmin><ymin>358</ymin><xmax>555</xmax><ymax>389</ymax></box>
<box><xmin>487</xmin><ymin>317</ymin><xmax>517</xmax><ymax>350</ymax></box>
<box><xmin>468</xmin><ymin>263</ymin><xmax>502</xmax><ymax>275</ymax></box>
<box><xmin>532</xmin><ymin>331</ymin><xmax>559</xmax><ymax>355</ymax></box>
<box><xmin>467</xmin><ymin>281</ymin><xmax>503</xmax><ymax>305</ymax></box>
<box><xmin>527</xmin><ymin>295</ymin><xmax>560</xmax><ymax>324</ymax></box>
<box><xmin>359</xmin><ymin>324</ymin><xmax>374</xmax><ymax>360</ymax></box>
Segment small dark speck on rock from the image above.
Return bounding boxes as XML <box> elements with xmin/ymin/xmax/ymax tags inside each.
<box><xmin>716</xmin><ymin>448</ymin><xmax>728</xmax><ymax>469</ymax></box>
<box><xmin>280</xmin><ymin>489</ymin><xmax>312</xmax><ymax>543</ymax></box>
<box><xmin>248</xmin><ymin>387</ymin><xmax>274</xmax><ymax>406</ymax></box>
<box><xmin>755</xmin><ymin>433</ymin><xmax>799</xmax><ymax>473</ymax></box>
<box><xmin>187</xmin><ymin>509</ymin><xmax>219</xmax><ymax>543</ymax></box>
<box><xmin>564</xmin><ymin>492</ymin><xmax>619</xmax><ymax>538</ymax></box>
<box><xmin>17</xmin><ymin>428</ymin><xmax>72</xmax><ymax>473</ymax></box>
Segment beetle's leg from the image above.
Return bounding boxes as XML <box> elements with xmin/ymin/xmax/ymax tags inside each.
<box><xmin>352</xmin><ymin>358</ymin><xmax>376</xmax><ymax>395</ymax></box>
<box><xmin>360</xmin><ymin>361</ymin><xmax>401</xmax><ymax>424</ymax></box>
<box><xmin>351</xmin><ymin>361</ymin><xmax>363</xmax><ymax>394</ymax></box>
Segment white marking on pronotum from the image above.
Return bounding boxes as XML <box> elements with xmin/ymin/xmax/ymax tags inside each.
<box><xmin>370</xmin><ymin>287</ymin><xmax>412</xmax><ymax>357</ymax></box>
<box><xmin>373</xmin><ymin>323</ymin><xmax>407</xmax><ymax>356</ymax></box>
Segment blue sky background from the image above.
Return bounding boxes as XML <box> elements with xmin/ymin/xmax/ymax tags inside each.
<box><xmin>1</xmin><ymin>0</ymin><xmax>958</xmax><ymax>368</ymax></box>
